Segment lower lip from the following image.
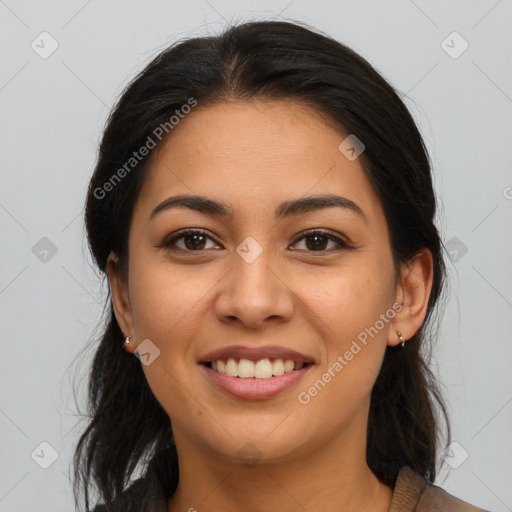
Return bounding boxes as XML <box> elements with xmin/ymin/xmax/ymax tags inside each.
<box><xmin>200</xmin><ymin>364</ymin><xmax>312</xmax><ymax>400</ymax></box>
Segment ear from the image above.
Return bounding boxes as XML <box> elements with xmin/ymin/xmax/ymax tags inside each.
<box><xmin>388</xmin><ymin>249</ymin><xmax>434</xmax><ymax>347</ymax></box>
<box><xmin>106</xmin><ymin>251</ymin><xmax>136</xmax><ymax>353</ymax></box>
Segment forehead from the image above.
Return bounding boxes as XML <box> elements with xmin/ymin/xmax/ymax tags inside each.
<box><xmin>134</xmin><ymin>100</ymin><xmax>385</xmax><ymax>225</ymax></box>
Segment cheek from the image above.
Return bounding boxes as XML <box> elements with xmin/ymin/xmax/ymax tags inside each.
<box><xmin>299</xmin><ymin>255</ymin><xmax>394</xmax><ymax>343</ymax></box>
<box><xmin>127</xmin><ymin>262</ymin><xmax>221</xmax><ymax>404</ymax></box>
<box><xmin>127</xmin><ymin>264</ymin><xmax>213</xmax><ymax>420</ymax></box>
<box><xmin>296</xmin><ymin>256</ymin><xmax>394</xmax><ymax>408</ymax></box>
<box><xmin>129</xmin><ymin>262</ymin><xmax>213</xmax><ymax>343</ymax></box>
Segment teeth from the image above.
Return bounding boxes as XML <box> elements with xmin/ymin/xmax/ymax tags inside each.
<box><xmin>226</xmin><ymin>358</ymin><xmax>238</xmax><ymax>377</ymax></box>
<box><xmin>284</xmin><ymin>359</ymin><xmax>294</xmax><ymax>373</ymax></box>
<box><xmin>272</xmin><ymin>358</ymin><xmax>284</xmax><ymax>376</ymax></box>
<box><xmin>254</xmin><ymin>359</ymin><xmax>272</xmax><ymax>379</ymax></box>
<box><xmin>209</xmin><ymin>357</ymin><xmax>306</xmax><ymax>379</ymax></box>
<box><xmin>238</xmin><ymin>358</ymin><xmax>255</xmax><ymax>378</ymax></box>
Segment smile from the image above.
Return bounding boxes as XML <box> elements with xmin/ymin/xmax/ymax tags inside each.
<box><xmin>198</xmin><ymin>345</ymin><xmax>315</xmax><ymax>399</ymax></box>
<box><xmin>204</xmin><ymin>357</ymin><xmax>310</xmax><ymax>379</ymax></box>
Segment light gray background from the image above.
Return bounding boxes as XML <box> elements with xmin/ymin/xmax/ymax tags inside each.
<box><xmin>1</xmin><ymin>1</ymin><xmax>511</xmax><ymax>511</ymax></box>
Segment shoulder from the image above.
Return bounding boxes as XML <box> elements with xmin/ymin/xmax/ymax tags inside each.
<box><xmin>390</xmin><ymin>466</ymin><xmax>490</xmax><ymax>512</ymax></box>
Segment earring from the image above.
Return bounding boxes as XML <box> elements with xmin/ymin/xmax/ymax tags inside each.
<box><xmin>396</xmin><ymin>330</ymin><xmax>405</xmax><ymax>348</ymax></box>
<box><xmin>123</xmin><ymin>335</ymin><xmax>131</xmax><ymax>349</ymax></box>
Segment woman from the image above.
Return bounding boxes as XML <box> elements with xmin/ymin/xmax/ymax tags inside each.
<box><xmin>74</xmin><ymin>20</ymin><xmax>488</xmax><ymax>512</ymax></box>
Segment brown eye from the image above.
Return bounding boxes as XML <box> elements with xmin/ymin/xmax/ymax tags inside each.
<box><xmin>291</xmin><ymin>230</ymin><xmax>350</xmax><ymax>252</ymax></box>
<box><xmin>183</xmin><ymin>232</ymin><xmax>207</xmax><ymax>250</ymax></box>
<box><xmin>159</xmin><ymin>229</ymin><xmax>220</xmax><ymax>252</ymax></box>
<box><xmin>304</xmin><ymin>233</ymin><xmax>329</xmax><ymax>251</ymax></box>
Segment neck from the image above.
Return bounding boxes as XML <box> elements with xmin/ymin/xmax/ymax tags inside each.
<box><xmin>167</xmin><ymin>419</ymin><xmax>393</xmax><ymax>512</ymax></box>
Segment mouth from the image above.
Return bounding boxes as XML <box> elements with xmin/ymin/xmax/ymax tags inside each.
<box><xmin>198</xmin><ymin>345</ymin><xmax>315</xmax><ymax>400</ymax></box>
<box><xmin>202</xmin><ymin>358</ymin><xmax>313</xmax><ymax>379</ymax></box>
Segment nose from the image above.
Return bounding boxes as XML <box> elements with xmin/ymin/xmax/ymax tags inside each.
<box><xmin>213</xmin><ymin>248</ymin><xmax>295</xmax><ymax>329</ymax></box>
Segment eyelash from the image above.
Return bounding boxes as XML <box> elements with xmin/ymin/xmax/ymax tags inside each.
<box><xmin>158</xmin><ymin>228</ymin><xmax>354</xmax><ymax>254</ymax></box>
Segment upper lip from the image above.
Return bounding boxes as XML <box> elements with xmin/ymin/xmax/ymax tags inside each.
<box><xmin>198</xmin><ymin>345</ymin><xmax>315</xmax><ymax>364</ymax></box>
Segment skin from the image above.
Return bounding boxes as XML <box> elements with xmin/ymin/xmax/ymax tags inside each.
<box><xmin>107</xmin><ymin>99</ymin><xmax>434</xmax><ymax>512</ymax></box>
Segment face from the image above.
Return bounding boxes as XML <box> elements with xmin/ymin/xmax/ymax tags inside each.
<box><xmin>110</xmin><ymin>100</ymin><xmax>414</xmax><ymax>465</ymax></box>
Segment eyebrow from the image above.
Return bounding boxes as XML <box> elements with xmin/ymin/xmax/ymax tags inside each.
<box><xmin>149</xmin><ymin>194</ymin><xmax>367</xmax><ymax>223</ymax></box>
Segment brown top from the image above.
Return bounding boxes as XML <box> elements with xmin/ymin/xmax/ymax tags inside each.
<box><xmin>92</xmin><ymin>458</ymin><xmax>490</xmax><ymax>511</ymax></box>
<box><xmin>390</xmin><ymin>466</ymin><xmax>489</xmax><ymax>512</ymax></box>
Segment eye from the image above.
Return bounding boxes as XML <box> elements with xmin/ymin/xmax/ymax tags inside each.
<box><xmin>290</xmin><ymin>230</ymin><xmax>351</xmax><ymax>252</ymax></box>
<box><xmin>158</xmin><ymin>229</ymin><xmax>221</xmax><ymax>252</ymax></box>
<box><xmin>158</xmin><ymin>228</ymin><xmax>352</xmax><ymax>254</ymax></box>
